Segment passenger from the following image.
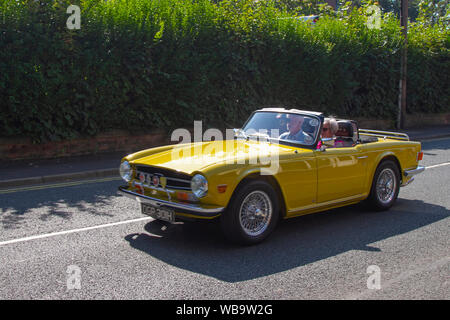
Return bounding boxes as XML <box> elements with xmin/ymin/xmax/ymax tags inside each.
<box><xmin>322</xmin><ymin>117</ymin><xmax>338</xmax><ymax>139</ymax></box>
<box><xmin>317</xmin><ymin>117</ymin><xmax>338</xmax><ymax>149</ymax></box>
<box><xmin>334</xmin><ymin>122</ymin><xmax>354</xmax><ymax>147</ymax></box>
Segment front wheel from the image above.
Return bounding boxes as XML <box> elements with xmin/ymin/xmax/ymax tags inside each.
<box><xmin>221</xmin><ymin>180</ymin><xmax>279</xmax><ymax>245</ymax></box>
<box><xmin>368</xmin><ymin>160</ymin><xmax>401</xmax><ymax>211</ymax></box>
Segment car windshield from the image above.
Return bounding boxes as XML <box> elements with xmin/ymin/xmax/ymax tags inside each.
<box><xmin>240</xmin><ymin>111</ymin><xmax>321</xmax><ymax>146</ymax></box>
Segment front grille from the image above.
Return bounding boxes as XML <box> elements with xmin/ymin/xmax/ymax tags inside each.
<box><xmin>135</xmin><ymin>165</ymin><xmax>191</xmax><ymax>190</ymax></box>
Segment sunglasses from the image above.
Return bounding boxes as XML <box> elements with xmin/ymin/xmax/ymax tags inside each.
<box><xmin>323</xmin><ymin>127</ymin><xmax>329</xmax><ymax>132</ymax></box>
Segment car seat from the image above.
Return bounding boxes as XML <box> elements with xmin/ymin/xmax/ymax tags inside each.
<box><xmin>335</xmin><ymin>121</ymin><xmax>357</xmax><ymax>147</ymax></box>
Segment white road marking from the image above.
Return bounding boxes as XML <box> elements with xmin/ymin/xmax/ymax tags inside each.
<box><xmin>0</xmin><ymin>216</ymin><xmax>153</xmax><ymax>247</ymax></box>
<box><xmin>0</xmin><ymin>177</ymin><xmax>121</xmax><ymax>194</ymax></box>
<box><xmin>425</xmin><ymin>162</ymin><xmax>450</xmax><ymax>169</ymax></box>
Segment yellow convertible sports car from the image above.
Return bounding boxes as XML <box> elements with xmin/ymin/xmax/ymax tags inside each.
<box><xmin>118</xmin><ymin>108</ymin><xmax>424</xmax><ymax>244</ymax></box>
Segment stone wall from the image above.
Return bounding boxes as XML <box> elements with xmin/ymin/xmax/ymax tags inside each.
<box><xmin>356</xmin><ymin>112</ymin><xmax>450</xmax><ymax>130</ymax></box>
<box><xmin>0</xmin><ymin>130</ymin><xmax>169</xmax><ymax>161</ymax></box>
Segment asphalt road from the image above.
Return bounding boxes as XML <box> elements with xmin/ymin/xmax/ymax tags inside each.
<box><xmin>0</xmin><ymin>138</ymin><xmax>449</xmax><ymax>300</ymax></box>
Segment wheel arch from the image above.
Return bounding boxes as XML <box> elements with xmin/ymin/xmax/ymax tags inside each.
<box><xmin>228</xmin><ymin>171</ymin><xmax>287</xmax><ymax>219</ymax></box>
<box><xmin>369</xmin><ymin>153</ymin><xmax>403</xmax><ymax>190</ymax></box>
<box><xmin>366</xmin><ymin>153</ymin><xmax>402</xmax><ymax>210</ymax></box>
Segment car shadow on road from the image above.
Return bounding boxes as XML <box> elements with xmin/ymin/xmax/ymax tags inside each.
<box><xmin>125</xmin><ymin>198</ymin><xmax>449</xmax><ymax>283</ymax></box>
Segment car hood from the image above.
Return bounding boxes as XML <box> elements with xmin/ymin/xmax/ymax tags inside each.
<box><xmin>130</xmin><ymin>139</ymin><xmax>309</xmax><ymax>174</ymax></box>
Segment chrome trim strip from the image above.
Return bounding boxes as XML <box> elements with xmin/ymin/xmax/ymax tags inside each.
<box><xmin>118</xmin><ymin>186</ymin><xmax>225</xmax><ymax>215</ymax></box>
<box><xmin>166</xmin><ymin>177</ymin><xmax>191</xmax><ymax>183</ymax></box>
<box><xmin>359</xmin><ymin>129</ymin><xmax>409</xmax><ymax>141</ymax></box>
<box><xmin>288</xmin><ymin>194</ymin><xmax>365</xmax><ymax>214</ymax></box>
<box><xmin>404</xmin><ymin>166</ymin><xmax>425</xmax><ymax>177</ymax></box>
<box><xmin>133</xmin><ymin>181</ymin><xmax>175</xmax><ymax>193</ymax></box>
<box><xmin>168</xmin><ymin>186</ymin><xmax>191</xmax><ymax>191</ymax></box>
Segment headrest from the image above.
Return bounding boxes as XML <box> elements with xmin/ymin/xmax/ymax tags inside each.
<box><xmin>336</xmin><ymin>121</ymin><xmax>353</xmax><ymax>137</ymax></box>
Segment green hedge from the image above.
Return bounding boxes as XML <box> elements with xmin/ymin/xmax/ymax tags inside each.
<box><xmin>0</xmin><ymin>0</ymin><xmax>448</xmax><ymax>142</ymax></box>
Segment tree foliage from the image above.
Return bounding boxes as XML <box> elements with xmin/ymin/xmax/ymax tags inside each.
<box><xmin>0</xmin><ymin>0</ymin><xmax>448</xmax><ymax>142</ymax></box>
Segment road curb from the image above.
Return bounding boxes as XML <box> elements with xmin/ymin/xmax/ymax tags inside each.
<box><xmin>0</xmin><ymin>168</ymin><xmax>118</xmax><ymax>190</ymax></box>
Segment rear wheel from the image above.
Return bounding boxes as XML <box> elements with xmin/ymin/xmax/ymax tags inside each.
<box><xmin>221</xmin><ymin>180</ymin><xmax>279</xmax><ymax>245</ymax></box>
<box><xmin>368</xmin><ymin>160</ymin><xmax>400</xmax><ymax>211</ymax></box>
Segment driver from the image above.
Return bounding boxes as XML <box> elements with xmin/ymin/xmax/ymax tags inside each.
<box><xmin>279</xmin><ymin>114</ymin><xmax>312</xmax><ymax>143</ymax></box>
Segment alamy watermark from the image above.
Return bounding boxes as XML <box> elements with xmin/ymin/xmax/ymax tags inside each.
<box><xmin>66</xmin><ymin>5</ymin><xmax>81</xmax><ymax>30</ymax></box>
<box><xmin>366</xmin><ymin>5</ymin><xmax>382</xmax><ymax>30</ymax></box>
<box><xmin>171</xmin><ymin>121</ymin><xmax>280</xmax><ymax>175</ymax></box>
<box><xmin>366</xmin><ymin>265</ymin><xmax>381</xmax><ymax>290</ymax></box>
<box><xmin>64</xmin><ymin>4</ymin><xmax>382</xmax><ymax>31</ymax></box>
<box><xmin>66</xmin><ymin>265</ymin><xmax>82</xmax><ymax>290</ymax></box>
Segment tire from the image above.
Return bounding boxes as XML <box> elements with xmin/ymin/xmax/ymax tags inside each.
<box><xmin>220</xmin><ymin>180</ymin><xmax>280</xmax><ymax>245</ymax></box>
<box><xmin>367</xmin><ymin>160</ymin><xmax>401</xmax><ymax>211</ymax></box>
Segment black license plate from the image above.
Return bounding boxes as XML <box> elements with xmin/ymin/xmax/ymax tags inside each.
<box><xmin>141</xmin><ymin>203</ymin><xmax>175</xmax><ymax>223</ymax></box>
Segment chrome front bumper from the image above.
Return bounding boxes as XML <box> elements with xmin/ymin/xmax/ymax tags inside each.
<box><xmin>118</xmin><ymin>186</ymin><xmax>225</xmax><ymax>218</ymax></box>
<box><xmin>401</xmin><ymin>165</ymin><xmax>425</xmax><ymax>187</ymax></box>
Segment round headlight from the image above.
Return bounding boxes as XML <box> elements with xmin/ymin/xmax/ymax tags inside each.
<box><xmin>119</xmin><ymin>161</ymin><xmax>132</xmax><ymax>182</ymax></box>
<box><xmin>191</xmin><ymin>174</ymin><xmax>208</xmax><ymax>198</ymax></box>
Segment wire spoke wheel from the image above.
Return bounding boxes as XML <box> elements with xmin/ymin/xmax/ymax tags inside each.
<box><xmin>239</xmin><ymin>190</ymin><xmax>273</xmax><ymax>237</ymax></box>
<box><xmin>376</xmin><ymin>168</ymin><xmax>397</xmax><ymax>205</ymax></box>
<box><xmin>221</xmin><ymin>180</ymin><xmax>279</xmax><ymax>245</ymax></box>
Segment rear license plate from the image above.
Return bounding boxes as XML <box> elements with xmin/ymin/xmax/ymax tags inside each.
<box><xmin>141</xmin><ymin>203</ymin><xmax>175</xmax><ymax>223</ymax></box>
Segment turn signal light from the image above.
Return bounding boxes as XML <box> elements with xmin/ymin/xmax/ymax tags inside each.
<box><xmin>177</xmin><ymin>192</ymin><xmax>189</xmax><ymax>201</ymax></box>
<box><xmin>417</xmin><ymin>151</ymin><xmax>423</xmax><ymax>161</ymax></box>
<box><xmin>217</xmin><ymin>185</ymin><xmax>227</xmax><ymax>193</ymax></box>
